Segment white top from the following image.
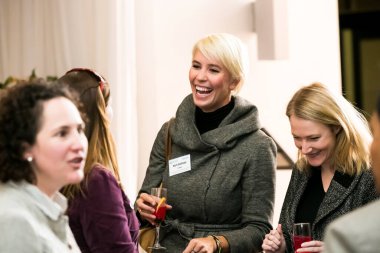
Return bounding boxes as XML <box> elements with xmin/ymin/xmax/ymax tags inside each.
<box><xmin>0</xmin><ymin>181</ymin><xmax>80</xmax><ymax>253</ymax></box>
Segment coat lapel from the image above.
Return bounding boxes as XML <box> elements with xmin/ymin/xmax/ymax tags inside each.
<box><xmin>314</xmin><ymin>171</ymin><xmax>358</xmax><ymax>226</ymax></box>
<box><xmin>290</xmin><ymin>171</ymin><xmax>309</xmax><ymax>224</ymax></box>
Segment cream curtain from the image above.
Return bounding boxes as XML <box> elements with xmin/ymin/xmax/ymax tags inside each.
<box><xmin>0</xmin><ymin>0</ymin><xmax>139</xmax><ymax>200</ymax></box>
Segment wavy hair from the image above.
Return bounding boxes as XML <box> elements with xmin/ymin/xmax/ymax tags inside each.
<box><xmin>58</xmin><ymin>69</ymin><xmax>120</xmax><ymax>199</ymax></box>
<box><xmin>286</xmin><ymin>82</ymin><xmax>372</xmax><ymax>175</ymax></box>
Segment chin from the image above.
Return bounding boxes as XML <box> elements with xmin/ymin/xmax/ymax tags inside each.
<box><xmin>193</xmin><ymin>101</ymin><xmax>208</xmax><ymax>111</ymax></box>
<box><xmin>69</xmin><ymin>170</ymin><xmax>84</xmax><ymax>184</ymax></box>
<box><xmin>307</xmin><ymin>159</ymin><xmax>323</xmax><ymax>167</ymax></box>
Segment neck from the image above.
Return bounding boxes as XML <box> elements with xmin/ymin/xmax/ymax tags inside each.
<box><xmin>36</xmin><ymin>180</ymin><xmax>58</xmax><ymax>199</ymax></box>
<box><xmin>321</xmin><ymin>166</ymin><xmax>335</xmax><ymax>192</ymax></box>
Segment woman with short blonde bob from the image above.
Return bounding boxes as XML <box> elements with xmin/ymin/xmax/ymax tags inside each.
<box><xmin>262</xmin><ymin>82</ymin><xmax>378</xmax><ymax>253</ymax></box>
<box><xmin>136</xmin><ymin>33</ymin><xmax>276</xmax><ymax>253</ymax></box>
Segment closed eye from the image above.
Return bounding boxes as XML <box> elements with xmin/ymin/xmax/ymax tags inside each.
<box><xmin>209</xmin><ymin>68</ymin><xmax>220</xmax><ymax>73</ymax></box>
<box><xmin>192</xmin><ymin>61</ymin><xmax>201</xmax><ymax>69</ymax></box>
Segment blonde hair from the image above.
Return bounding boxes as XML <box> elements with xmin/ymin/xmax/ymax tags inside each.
<box><xmin>286</xmin><ymin>82</ymin><xmax>372</xmax><ymax>175</ymax></box>
<box><xmin>58</xmin><ymin>69</ymin><xmax>120</xmax><ymax>199</ymax></box>
<box><xmin>192</xmin><ymin>33</ymin><xmax>249</xmax><ymax>94</ymax></box>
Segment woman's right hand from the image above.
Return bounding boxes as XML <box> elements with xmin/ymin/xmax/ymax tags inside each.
<box><xmin>262</xmin><ymin>224</ymin><xmax>286</xmax><ymax>253</ymax></box>
<box><xmin>135</xmin><ymin>192</ymin><xmax>172</xmax><ymax>225</ymax></box>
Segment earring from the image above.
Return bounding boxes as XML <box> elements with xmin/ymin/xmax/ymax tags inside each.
<box><xmin>27</xmin><ymin>157</ymin><xmax>33</xmax><ymax>162</ymax></box>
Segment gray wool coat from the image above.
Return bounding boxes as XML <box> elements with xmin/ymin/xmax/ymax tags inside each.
<box><xmin>139</xmin><ymin>95</ymin><xmax>277</xmax><ymax>253</ymax></box>
<box><xmin>279</xmin><ymin>166</ymin><xmax>378</xmax><ymax>253</ymax></box>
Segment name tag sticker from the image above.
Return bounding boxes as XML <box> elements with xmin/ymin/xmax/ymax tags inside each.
<box><xmin>169</xmin><ymin>154</ymin><xmax>191</xmax><ymax>176</ymax></box>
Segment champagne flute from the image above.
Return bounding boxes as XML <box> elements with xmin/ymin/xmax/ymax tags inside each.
<box><xmin>293</xmin><ymin>223</ymin><xmax>312</xmax><ymax>252</ymax></box>
<box><xmin>148</xmin><ymin>187</ymin><xmax>167</xmax><ymax>251</ymax></box>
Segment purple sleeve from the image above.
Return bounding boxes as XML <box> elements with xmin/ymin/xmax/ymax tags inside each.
<box><xmin>80</xmin><ymin>167</ymin><xmax>139</xmax><ymax>253</ymax></box>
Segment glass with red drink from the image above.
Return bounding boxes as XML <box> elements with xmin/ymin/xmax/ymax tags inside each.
<box><xmin>293</xmin><ymin>223</ymin><xmax>312</xmax><ymax>252</ymax></box>
<box><xmin>148</xmin><ymin>187</ymin><xmax>167</xmax><ymax>251</ymax></box>
<box><xmin>154</xmin><ymin>202</ymin><xmax>167</xmax><ymax>223</ymax></box>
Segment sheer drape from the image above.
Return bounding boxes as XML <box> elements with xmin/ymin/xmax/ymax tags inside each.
<box><xmin>0</xmin><ymin>0</ymin><xmax>138</xmax><ymax>200</ymax></box>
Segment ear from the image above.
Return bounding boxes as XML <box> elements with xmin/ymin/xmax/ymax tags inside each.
<box><xmin>229</xmin><ymin>78</ymin><xmax>239</xmax><ymax>91</ymax></box>
<box><xmin>22</xmin><ymin>142</ymin><xmax>33</xmax><ymax>161</ymax></box>
<box><xmin>333</xmin><ymin>126</ymin><xmax>341</xmax><ymax>135</ymax></box>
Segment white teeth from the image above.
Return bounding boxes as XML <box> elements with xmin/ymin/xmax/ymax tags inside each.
<box><xmin>195</xmin><ymin>86</ymin><xmax>213</xmax><ymax>92</ymax></box>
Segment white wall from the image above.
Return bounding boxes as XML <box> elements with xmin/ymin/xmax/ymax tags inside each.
<box><xmin>135</xmin><ymin>0</ymin><xmax>341</xmax><ymax>226</ymax></box>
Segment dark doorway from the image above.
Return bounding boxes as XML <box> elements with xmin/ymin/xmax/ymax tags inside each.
<box><xmin>339</xmin><ymin>0</ymin><xmax>380</xmax><ymax>117</ymax></box>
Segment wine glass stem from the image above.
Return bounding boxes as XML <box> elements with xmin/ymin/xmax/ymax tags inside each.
<box><xmin>154</xmin><ymin>224</ymin><xmax>161</xmax><ymax>247</ymax></box>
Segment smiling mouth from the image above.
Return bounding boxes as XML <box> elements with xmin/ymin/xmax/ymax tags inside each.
<box><xmin>196</xmin><ymin>85</ymin><xmax>213</xmax><ymax>94</ymax></box>
<box><xmin>306</xmin><ymin>152</ymin><xmax>320</xmax><ymax>158</ymax></box>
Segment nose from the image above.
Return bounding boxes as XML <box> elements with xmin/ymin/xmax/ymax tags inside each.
<box><xmin>196</xmin><ymin>69</ymin><xmax>207</xmax><ymax>81</ymax></box>
<box><xmin>71</xmin><ymin>132</ymin><xmax>88</xmax><ymax>153</ymax></box>
<box><xmin>300</xmin><ymin>140</ymin><xmax>312</xmax><ymax>154</ymax></box>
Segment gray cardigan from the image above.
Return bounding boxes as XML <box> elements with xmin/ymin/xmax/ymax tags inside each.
<box><xmin>279</xmin><ymin>167</ymin><xmax>378</xmax><ymax>253</ymax></box>
<box><xmin>139</xmin><ymin>95</ymin><xmax>277</xmax><ymax>253</ymax></box>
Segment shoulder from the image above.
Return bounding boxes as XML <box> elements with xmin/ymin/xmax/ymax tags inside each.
<box><xmin>353</xmin><ymin>169</ymin><xmax>377</xmax><ymax>194</ymax></box>
<box><xmin>330</xmin><ymin>200</ymin><xmax>380</xmax><ymax>228</ymax></box>
<box><xmin>0</xmin><ymin>206</ymin><xmax>36</xmax><ymax>225</ymax></box>
<box><xmin>325</xmin><ymin>200</ymin><xmax>380</xmax><ymax>250</ymax></box>
<box><xmin>240</xmin><ymin>128</ymin><xmax>276</xmax><ymax>151</ymax></box>
<box><xmin>358</xmin><ymin>169</ymin><xmax>375</xmax><ymax>182</ymax></box>
<box><xmin>86</xmin><ymin>165</ymin><xmax>121</xmax><ymax>199</ymax></box>
<box><xmin>256</xmin><ymin>129</ymin><xmax>276</xmax><ymax>147</ymax></box>
<box><xmin>88</xmin><ymin>164</ymin><xmax>115</xmax><ymax>182</ymax></box>
<box><xmin>0</xmin><ymin>183</ymin><xmax>35</xmax><ymax>212</ymax></box>
<box><xmin>0</xmin><ymin>209</ymin><xmax>41</xmax><ymax>249</ymax></box>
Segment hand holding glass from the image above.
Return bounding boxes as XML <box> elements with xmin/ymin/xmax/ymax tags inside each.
<box><xmin>293</xmin><ymin>223</ymin><xmax>312</xmax><ymax>252</ymax></box>
<box><xmin>148</xmin><ymin>187</ymin><xmax>167</xmax><ymax>250</ymax></box>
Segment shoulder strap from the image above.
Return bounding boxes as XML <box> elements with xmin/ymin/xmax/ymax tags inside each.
<box><xmin>165</xmin><ymin>117</ymin><xmax>175</xmax><ymax>162</ymax></box>
<box><xmin>160</xmin><ymin>117</ymin><xmax>174</xmax><ymax>189</ymax></box>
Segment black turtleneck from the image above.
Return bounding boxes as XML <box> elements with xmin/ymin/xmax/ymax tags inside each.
<box><xmin>195</xmin><ymin>97</ymin><xmax>235</xmax><ymax>134</ymax></box>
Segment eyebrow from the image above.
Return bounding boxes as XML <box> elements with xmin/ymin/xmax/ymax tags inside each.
<box><xmin>192</xmin><ymin>60</ymin><xmax>221</xmax><ymax>67</ymax></box>
<box><xmin>208</xmin><ymin>64</ymin><xmax>221</xmax><ymax>69</ymax></box>
<box><xmin>292</xmin><ymin>134</ymin><xmax>320</xmax><ymax>138</ymax></box>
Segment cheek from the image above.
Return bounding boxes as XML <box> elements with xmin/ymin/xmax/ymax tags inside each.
<box><xmin>35</xmin><ymin>147</ymin><xmax>60</xmax><ymax>170</ymax></box>
<box><xmin>189</xmin><ymin>69</ymin><xmax>195</xmax><ymax>82</ymax></box>
<box><xmin>320</xmin><ymin>136</ymin><xmax>336</xmax><ymax>152</ymax></box>
<box><xmin>294</xmin><ymin>140</ymin><xmax>301</xmax><ymax>149</ymax></box>
<box><xmin>82</xmin><ymin>135</ymin><xmax>89</xmax><ymax>152</ymax></box>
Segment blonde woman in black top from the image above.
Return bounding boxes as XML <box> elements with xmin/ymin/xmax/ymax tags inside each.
<box><xmin>262</xmin><ymin>83</ymin><xmax>378</xmax><ymax>253</ymax></box>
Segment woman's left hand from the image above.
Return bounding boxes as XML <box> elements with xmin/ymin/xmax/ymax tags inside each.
<box><xmin>296</xmin><ymin>240</ymin><xmax>324</xmax><ymax>252</ymax></box>
<box><xmin>182</xmin><ymin>236</ymin><xmax>216</xmax><ymax>253</ymax></box>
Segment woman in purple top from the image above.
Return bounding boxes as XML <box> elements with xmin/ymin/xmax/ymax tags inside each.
<box><xmin>59</xmin><ymin>68</ymin><xmax>139</xmax><ymax>253</ymax></box>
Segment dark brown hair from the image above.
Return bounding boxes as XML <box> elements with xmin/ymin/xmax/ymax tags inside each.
<box><xmin>0</xmin><ymin>80</ymin><xmax>81</xmax><ymax>183</ymax></box>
